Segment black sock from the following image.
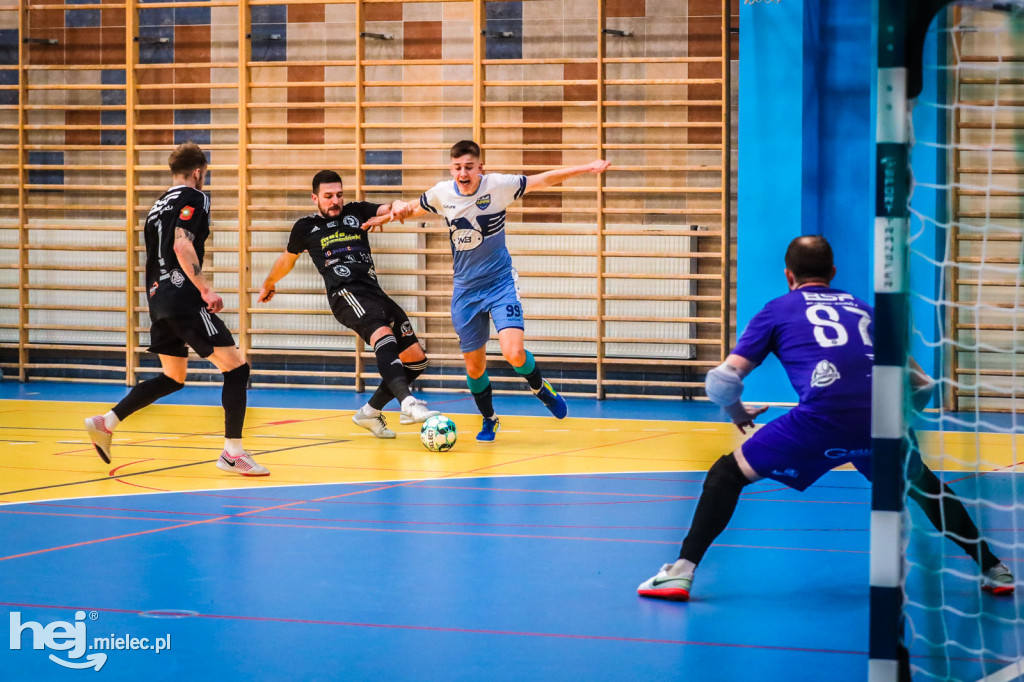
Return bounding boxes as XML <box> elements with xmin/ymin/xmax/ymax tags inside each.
<box><xmin>679</xmin><ymin>454</ymin><xmax>751</xmax><ymax>564</ymax></box>
<box><xmin>466</xmin><ymin>372</ymin><xmax>494</xmax><ymax>419</ymax></box>
<box><xmin>908</xmin><ymin>465</ymin><xmax>1000</xmax><ymax>571</ymax></box>
<box><xmin>222</xmin><ymin>363</ymin><xmax>249</xmax><ymax>439</ymax></box>
<box><xmin>372</xmin><ymin>335</ymin><xmax>412</xmax><ymax>404</ymax></box>
<box><xmin>368</xmin><ymin>358</ymin><xmax>428</xmax><ymax>411</ymax></box>
<box><xmin>112</xmin><ymin>373</ymin><xmax>184</xmax><ymax>421</ymax></box>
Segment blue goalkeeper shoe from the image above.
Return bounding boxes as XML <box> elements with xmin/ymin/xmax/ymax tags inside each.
<box><xmin>477</xmin><ymin>417</ymin><xmax>500</xmax><ymax>442</ymax></box>
<box><xmin>535</xmin><ymin>380</ymin><xmax>568</xmax><ymax>419</ymax></box>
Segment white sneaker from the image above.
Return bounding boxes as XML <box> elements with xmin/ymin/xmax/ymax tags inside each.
<box><xmin>637</xmin><ymin>563</ymin><xmax>693</xmax><ymax>602</ymax></box>
<box><xmin>216</xmin><ymin>451</ymin><xmax>270</xmax><ymax>477</ymax></box>
<box><xmin>400</xmin><ymin>398</ymin><xmax>441</xmax><ymax>424</ymax></box>
<box><xmin>982</xmin><ymin>562</ymin><xmax>1015</xmax><ymax>596</ymax></box>
<box><xmin>84</xmin><ymin>415</ymin><xmax>113</xmax><ymax>463</ymax></box>
<box><xmin>353</xmin><ymin>407</ymin><xmax>396</xmax><ymax>439</ymax></box>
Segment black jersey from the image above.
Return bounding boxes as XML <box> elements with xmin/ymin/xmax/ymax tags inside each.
<box><xmin>286</xmin><ymin>201</ymin><xmax>382</xmax><ymax>294</ymax></box>
<box><xmin>144</xmin><ymin>185</ymin><xmax>211</xmax><ymax>320</ymax></box>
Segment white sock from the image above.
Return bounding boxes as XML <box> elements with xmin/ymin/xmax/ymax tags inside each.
<box><xmin>668</xmin><ymin>559</ymin><xmax>697</xmax><ymax>578</ymax></box>
<box><xmin>360</xmin><ymin>404</ymin><xmax>381</xmax><ymax>417</ymax></box>
<box><xmin>103</xmin><ymin>411</ymin><xmax>120</xmax><ymax>432</ymax></box>
<box><xmin>224</xmin><ymin>438</ymin><xmax>245</xmax><ymax>457</ymax></box>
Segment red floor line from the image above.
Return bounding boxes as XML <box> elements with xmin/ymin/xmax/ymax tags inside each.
<box><xmin>410</xmin><ymin>483</ymin><xmax>698</xmax><ymax>498</ymax></box>
<box><xmin>0</xmin><ymin>601</ymin><xmax>865</xmax><ymax>656</ymax></box>
<box><xmin>212</xmin><ymin>518</ymin><xmax>868</xmax><ymax>553</ymax></box>
<box><xmin>6</xmin><ymin>503</ymin><xmax>872</xmax><ymax>532</ymax></box>
<box><xmin>0</xmin><ymin>515</ymin><xmax>234</xmax><ymax>562</ymax></box>
<box><xmin>0</xmin><ymin>509</ymin><xmax>197</xmax><ymax>523</ymax></box>
<box><xmin>320</xmin><ymin>497</ymin><xmax>691</xmax><ymax>507</ymax></box>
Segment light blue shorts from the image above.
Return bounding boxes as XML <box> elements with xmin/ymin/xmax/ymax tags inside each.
<box><xmin>451</xmin><ymin>270</ymin><xmax>523</xmax><ymax>353</ymax></box>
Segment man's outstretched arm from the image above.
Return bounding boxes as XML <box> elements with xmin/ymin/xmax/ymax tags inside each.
<box><xmin>362</xmin><ymin>199</ymin><xmax>430</xmax><ymax>231</ymax></box>
<box><xmin>258</xmin><ymin>251</ymin><xmax>300</xmax><ymax>303</ymax></box>
<box><xmin>524</xmin><ymin>160</ymin><xmax>610</xmax><ymax>194</ymax></box>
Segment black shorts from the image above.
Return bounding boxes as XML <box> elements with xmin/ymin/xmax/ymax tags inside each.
<box><xmin>148</xmin><ymin>308</ymin><xmax>235</xmax><ymax>358</ymax></box>
<box><xmin>329</xmin><ymin>282</ymin><xmax>419</xmax><ymax>351</ymax></box>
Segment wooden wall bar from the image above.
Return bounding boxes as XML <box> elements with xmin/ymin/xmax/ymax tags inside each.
<box><xmin>0</xmin><ymin>0</ymin><xmax>734</xmax><ymax>399</ymax></box>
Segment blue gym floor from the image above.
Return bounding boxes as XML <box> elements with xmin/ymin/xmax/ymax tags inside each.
<box><xmin>0</xmin><ymin>382</ymin><xmax>1020</xmax><ymax>681</ymax></box>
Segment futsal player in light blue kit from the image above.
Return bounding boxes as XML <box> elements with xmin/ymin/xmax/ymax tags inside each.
<box><xmin>637</xmin><ymin>236</ymin><xmax>1014</xmax><ymax>601</ymax></box>
<box><xmin>363</xmin><ymin>140</ymin><xmax>609</xmax><ymax>441</ymax></box>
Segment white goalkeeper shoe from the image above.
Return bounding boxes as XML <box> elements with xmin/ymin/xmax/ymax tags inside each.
<box><xmin>637</xmin><ymin>562</ymin><xmax>693</xmax><ymax>602</ymax></box>
<box><xmin>982</xmin><ymin>562</ymin><xmax>1015</xmax><ymax>596</ymax></box>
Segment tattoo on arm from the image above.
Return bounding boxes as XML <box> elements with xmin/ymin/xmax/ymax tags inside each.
<box><xmin>192</xmin><ymin>263</ymin><xmax>201</xmax><ymax>276</ymax></box>
<box><xmin>175</xmin><ymin>227</ymin><xmax>195</xmax><ymax>243</ymax></box>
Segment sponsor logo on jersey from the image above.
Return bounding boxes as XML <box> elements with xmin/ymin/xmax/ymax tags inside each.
<box><xmin>179</xmin><ymin>206</ymin><xmax>194</xmax><ymax>221</ymax></box>
<box><xmin>451</xmin><ymin>228</ymin><xmax>484</xmax><ymax>251</ymax></box>
<box><xmin>802</xmin><ymin>291</ymin><xmax>854</xmax><ymax>303</ymax></box>
<box><xmin>771</xmin><ymin>468</ymin><xmax>799</xmax><ymax>479</ymax></box>
<box><xmin>311</xmin><ymin>225</ymin><xmax>320</xmax><ymax>233</ymax></box>
<box><xmin>327</xmin><ymin>221</ymin><xmax>338</xmax><ymax>228</ymax></box>
<box><xmin>325</xmin><ymin>258</ymin><xmax>339</xmax><ymax>266</ymax></box>
<box><xmin>824</xmin><ymin>447</ymin><xmax>871</xmax><ymax>459</ymax></box>
<box><xmin>400</xmin><ymin>321</ymin><xmax>414</xmax><ymax>337</ymax></box>
<box><xmin>810</xmin><ymin>359</ymin><xmax>841</xmax><ymax>387</ymax></box>
<box><xmin>342</xmin><ymin>215</ymin><xmax>360</xmax><ymax>228</ymax></box>
<box><xmin>332</xmin><ymin>265</ymin><xmax>351</xmax><ymax>278</ymax></box>
<box><xmin>170</xmin><ymin>270</ymin><xmax>185</xmax><ymax>288</ymax></box>
<box><xmin>320</xmin><ymin>233</ymin><xmax>360</xmax><ymax>249</ymax></box>
<box><xmin>475</xmin><ymin>194</ymin><xmax>491</xmax><ymax>210</ymax></box>
<box><xmin>367</xmin><ymin>267</ymin><xmax>377</xmax><ymax>280</ymax></box>
<box><xmin>148</xmin><ymin>281</ymin><xmax>158</xmax><ymax>298</ymax></box>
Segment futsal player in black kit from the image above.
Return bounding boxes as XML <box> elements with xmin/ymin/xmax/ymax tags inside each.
<box><xmin>85</xmin><ymin>142</ymin><xmax>268</xmax><ymax>476</ymax></box>
<box><xmin>258</xmin><ymin>170</ymin><xmax>439</xmax><ymax>437</ymax></box>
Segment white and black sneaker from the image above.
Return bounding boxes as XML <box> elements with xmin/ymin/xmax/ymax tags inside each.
<box><xmin>400</xmin><ymin>397</ymin><xmax>440</xmax><ymax>425</ymax></box>
<box><xmin>84</xmin><ymin>415</ymin><xmax>113</xmax><ymax>464</ymax></box>
<box><xmin>352</xmin><ymin>407</ymin><xmax>396</xmax><ymax>439</ymax></box>
<box><xmin>216</xmin><ymin>451</ymin><xmax>270</xmax><ymax>477</ymax></box>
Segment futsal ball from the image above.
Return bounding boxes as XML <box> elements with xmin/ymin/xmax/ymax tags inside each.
<box><xmin>420</xmin><ymin>415</ymin><xmax>457</xmax><ymax>452</ymax></box>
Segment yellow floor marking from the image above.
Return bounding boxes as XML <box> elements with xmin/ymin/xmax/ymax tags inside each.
<box><xmin>0</xmin><ymin>399</ymin><xmax>1016</xmax><ymax>505</ymax></box>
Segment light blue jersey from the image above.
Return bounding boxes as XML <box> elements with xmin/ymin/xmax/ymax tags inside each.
<box><xmin>419</xmin><ymin>173</ymin><xmax>527</xmax><ymax>290</ymax></box>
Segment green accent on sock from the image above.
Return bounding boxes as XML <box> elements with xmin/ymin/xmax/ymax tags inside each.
<box><xmin>512</xmin><ymin>350</ymin><xmax>536</xmax><ymax>375</ymax></box>
<box><xmin>467</xmin><ymin>372</ymin><xmax>491</xmax><ymax>394</ymax></box>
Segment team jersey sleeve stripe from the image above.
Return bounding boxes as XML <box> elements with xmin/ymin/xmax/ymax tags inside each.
<box><xmin>420</xmin><ymin>193</ymin><xmax>438</xmax><ymax>214</ymax></box>
<box><xmin>513</xmin><ymin>175</ymin><xmax>527</xmax><ymax>200</ymax></box>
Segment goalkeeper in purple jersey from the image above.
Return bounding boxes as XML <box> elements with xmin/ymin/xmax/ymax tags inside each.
<box><xmin>638</xmin><ymin>236</ymin><xmax>1015</xmax><ymax>602</ymax></box>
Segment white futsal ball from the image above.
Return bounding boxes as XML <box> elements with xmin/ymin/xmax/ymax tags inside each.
<box><xmin>420</xmin><ymin>415</ymin><xmax>457</xmax><ymax>452</ymax></box>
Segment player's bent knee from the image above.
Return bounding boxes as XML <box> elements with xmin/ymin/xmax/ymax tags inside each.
<box><xmin>704</xmin><ymin>454</ymin><xmax>753</xmax><ymax>492</ymax></box>
<box><xmin>502</xmin><ymin>348</ymin><xmax>527</xmax><ymax>367</ymax></box>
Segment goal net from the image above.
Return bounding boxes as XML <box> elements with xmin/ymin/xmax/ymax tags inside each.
<box><xmin>897</xmin><ymin>3</ymin><xmax>1023</xmax><ymax>680</ymax></box>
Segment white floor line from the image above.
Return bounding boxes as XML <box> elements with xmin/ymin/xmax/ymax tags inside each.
<box><xmin>979</xmin><ymin>660</ymin><xmax>1024</xmax><ymax>682</ymax></box>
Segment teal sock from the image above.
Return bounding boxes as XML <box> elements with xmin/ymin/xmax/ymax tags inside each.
<box><xmin>512</xmin><ymin>350</ymin><xmax>543</xmax><ymax>391</ymax></box>
<box><xmin>467</xmin><ymin>372</ymin><xmax>494</xmax><ymax>419</ymax></box>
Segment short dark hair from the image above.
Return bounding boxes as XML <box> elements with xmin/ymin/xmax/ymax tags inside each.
<box><xmin>782</xmin><ymin>233</ymin><xmax>831</xmax><ymax>280</ymax></box>
<box><xmin>450</xmin><ymin>140</ymin><xmax>481</xmax><ymax>159</ymax></box>
<box><xmin>785</xmin><ymin>235</ymin><xmax>834</xmax><ymax>282</ymax></box>
<box><xmin>312</xmin><ymin>170</ymin><xmax>343</xmax><ymax>194</ymax></box>
<box><xmin>168</xmin><ymin>142</ymin><xmax>207</xmax><ymax>176</ymax></box>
